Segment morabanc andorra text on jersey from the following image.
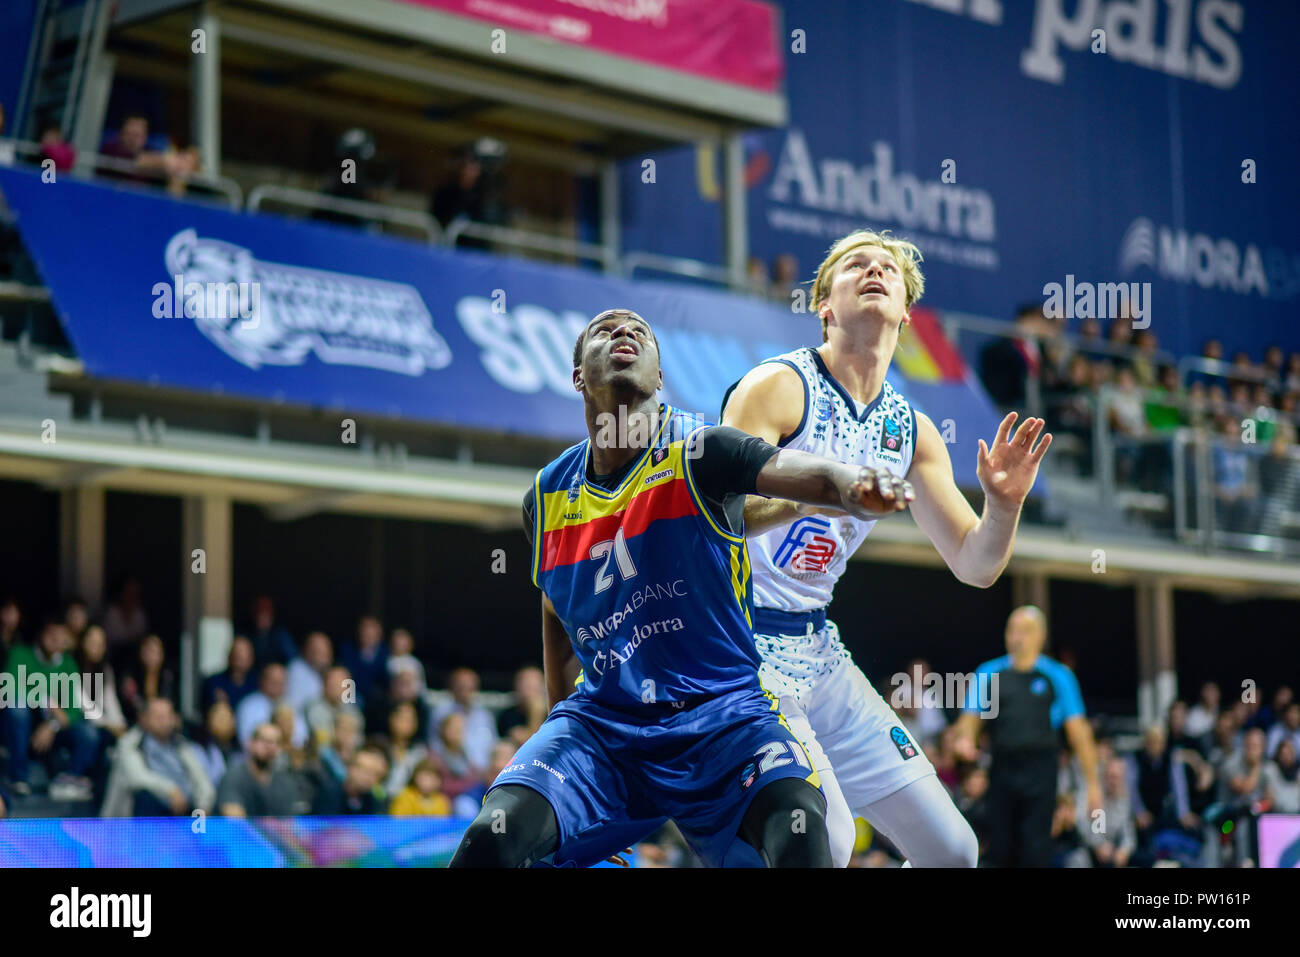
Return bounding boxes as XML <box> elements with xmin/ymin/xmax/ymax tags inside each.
<box><xmin>530</xmin><ymin>405</ymin><xmax>762</xmax><ymax>711</ymax></box>
<box><xmin>732</xmin><ymin>347</ymin><xmax>918</xmax><ymax>613</ymax></box>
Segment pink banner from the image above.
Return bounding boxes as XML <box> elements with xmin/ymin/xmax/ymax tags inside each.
<box><xmin>400</xmin><ymin>0</ymin><xmax>782</xmax><ymax>92</ymax></box>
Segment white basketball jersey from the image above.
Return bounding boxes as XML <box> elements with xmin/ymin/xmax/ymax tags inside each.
<box><xmin>742</xmin><ymin>347</ymin><xmax>917</xmax><ymax>612</ymax></box>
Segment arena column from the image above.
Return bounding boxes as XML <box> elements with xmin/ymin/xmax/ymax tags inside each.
<box><xmin>1135</xmin><ymin>576</ymin><xmax>1176</xmax><ymax>728</ymax></box>
<box><xmin>181</xmin><ymin>493</ymin><xmax>232</xmax><ymax>721</ymax></box>
<box><xmin>59</xmin><ymin>486</ymin><xmax>105</xmax><ymax>616</ymax></box>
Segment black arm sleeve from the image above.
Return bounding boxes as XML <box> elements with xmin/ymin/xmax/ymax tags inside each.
<box><xmin>686</xmin><ymin>426</ymin><xmax>780</xmax><ymax>536</ymax></box>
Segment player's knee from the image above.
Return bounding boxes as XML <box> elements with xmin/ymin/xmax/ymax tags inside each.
<box><xmin>449</xmin><ymin>786</ymin><xmax>558</xmax><ymax>868</ymax></box>
<box><xmin>925</xmin><ymin>813</ymin><xmax>980</xmax><ymax>868</ymax></box>
<box><xmin>745</xmin><ymin>778</ymin><xmax>832</xmax><ymax>868</ymax></box>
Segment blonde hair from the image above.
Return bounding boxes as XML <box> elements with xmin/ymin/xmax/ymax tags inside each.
<box><xmin>810</xmin><ymin>229</ymin><xmax>925</xmax><ymax>342</ymax></box>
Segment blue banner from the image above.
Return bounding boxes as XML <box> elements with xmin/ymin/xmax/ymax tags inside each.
<box><xmin>0</xmin><ymin>166</ymin><xmax>1002</xmax><ymax>483</ymax></box>
<box><xmin>621</xmin><ymin>0</ymin><xmax>1299</xmax><ymax>360</ymax></box>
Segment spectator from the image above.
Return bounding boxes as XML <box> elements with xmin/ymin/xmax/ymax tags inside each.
<box><xmin>955</xmin><ymin>765</ymin><xmax>990</xmax><ymax>857</ymax></box>
<box><xmin>496</xmin><ymin>665</ymin><xmax>545</xmax><ymax>740</ymax></box>
<box><xmin>431</xmin><ymin>140</ymin><xmax>507</xmax><ymax>246</ymax></box>
<box><xmin>200</xmin><ymin>635</ymin><xmax>257</xmax><ymax>715</ymax></box>
<box><xmin>62</xmin><ymin>598</ymin><xmax>89</xmax><ymax>647</ymax></box>
<box><xmin>193</xmin><ymin>700</ymin><xmax>239</xmax><ymax>788</ymax></box>
<box><xmin>978</xmin><ymin>304</ymin><xmax>1045</xmax><ymax>408</ymax></box>
<box><xmin>216</xmin><ymin>722</ymin><xmax>304</xmax><ymax>816</ymax></box>
<box><xmin>101</xmin><ymin>697</ymin><xmax>213</xmax><ymax>816</ymax></box>
<box><xmin>431</xmin><ymin>667</ymin><xmax>496</xmax><ymax>768</ymax></box>
<box><xmin>1212</xmin><ymin>415</ymin><xmax>1256</xmax><ymax>533</ymax></box>
<box><xmin>1185</xmin><ymin>682</ymin><xmax>1221</xmax><ymax>742</ymax></box>
<box><xmin>1129</xmin><ymin>725</ymin><xmax>1195</xmax><ymax>862</ymax></box>
<box><xmin>319</xmin><ymin>709</ymin><xmax>364</xmax><ymax>783</ymax></box>
<box><xmin>893</xmin><ymin>659</ymin><xmax>949</xmax><ymax>753</ymax></box>
<box><xmin>389</xmin><ymin>758</ymin><xmax>452</xmax><ymax>816</ymax></box>
<box><xmin>1166</xmin><ymin>700</ymin><xmax>1204</xmax><ymax>756</ymax></box>
<box><xmin>1</xmin><ymin>620</ymin><xmax>99</xmax><ymax>799</ymax></box>
<box><xmin>1266</xmin><ymin>702</ymin><xmax>1300</xmax><ymax>760</ymax></box>
<box><xmin>430</xmin><ymin>711</ymin><xmax>483</xmax><ymax>800</ymax></box>
<box><xmin>102</xmin><ymin>579</ymin><xmax>149</xmax><ymax>670</ymax></box>
<box><xmin>247</xmin><ymin>596</ymin><xmax>295</xmax><ymax>668</ymax></box>
<box><xmin>1222</xmin><ymin>728</ymin><xmax>1269</xmax><ymax>865</ymax></box>
<box><xmin>74</xmin><ymin>624</ymin><xmax>127</xmax><ymax>801</ymax></box>
<box><xmin>386</xmin><ymin>627</ymin><xmax>426</xmax><ymax>695</ymax></box>
<box><xmin>1208</xmin><ymin>710</ymin><xmax>1243</xmax><ymax>786</ymax></box>
<box><xmin>235</xmin><ymin>663</ymin><xmax>307</xmax><ymax>749</ymax></box>
<box><xmin>0</xmin><ymin>596</ymin><xmax>22</xmax><ymax>657</ymax></box>
<box><xmin>305</xmin><ymin>664</ymin><xmax>363</xmax><ymax>748</ymax></box>
<box><xmin>99</xmin><ymin>113</ymin><xmax>200</xmax><ymax>196</ymax></box>
<box><xmin>340</xmin><ymin>614</ymin><xmax>388</xmax><ymax>716</ymax></box>
<box><xmin>1286</xmin><ymin>353</ymin><xmax>1300</xmax><ymax>394</ymax></box>
<box><xmin>769</xmin><ymin>253</ymin><xmax>800</xmax><ymax>306</ymax></box>
<box><xmin>1263</xmin><ymin>738</ymin><xmax>1300</xmax><ymax>813</ymax></box>
<box><xmin>118</xmin><ymin>634</ymin><xmax>177</xmax><ymax>728</ymax></box>
<box><xmin>382</xmin><ymin>701</ymin><xmax>429</xmax><ymax>794</ymax></box>
<box><xmin>1252</xmin><ymin>686</ymin><xmax>1293</xmax><ymax>733</ymax></box>
<box><xmin>745</xmin><ymin>257</ymin><xmax>770</xmax><ymax>299</ymax></box>
<box><xmin>38</xmin><ymin>123</ymin><xmax>76</xmax><ymax>172</ymax></box>
<box><xmin>286</xmin><ymin>631</ymin><xmax>333</xmax><ymax>712</ymax></box>
<box><xmin>1080</xmin><ymin>756</ymin><xmax>1136</xmax><ymax>867</ymax></box>
<box><xmin>272</xmin><ymin>703</ymin><xmax>309</xmax><ymax>773</ymax></box>
<box><xmin>312</xmin><ymin>746</ymin><xmax>389</xmax><ymax>815</ymax></box>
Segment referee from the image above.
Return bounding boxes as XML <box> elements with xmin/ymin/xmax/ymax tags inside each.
<box><xmin>954</xmin><ymin>606</ymin><xmax>1101</xmax><ymax>867</ymax></box>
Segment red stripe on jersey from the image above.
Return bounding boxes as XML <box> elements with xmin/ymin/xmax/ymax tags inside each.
<box><xmin>540</xmin><ymin>477</ymin><xmax>698</xmax><ymax>574</ymax></box>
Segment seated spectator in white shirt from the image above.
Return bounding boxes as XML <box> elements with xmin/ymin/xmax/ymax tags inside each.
<box><xmin>1079</xmin><ymin>756</ymin><xmax>1137</xmax><ymax>867</ymax></box>
<box><xmin>386</xmin><ymin>628</ymin><xmax>426</xmax><ymax>695</ymax></box>
<box><xmin>101</xmin><ymin>698</ymin><xmax>214</xmax><ymax>817</ymax></box>
<box><xmin>286</xmin><ymin>631</ymin><xmax>333</xmax><ymax>712</ymax></box>
<box><xmin>304</xmin><ymin>665</ymin><xmax>364</xmax><ymax>748</ymax></box>
<box><xmin>236</xmin><ymin>662</ymin><xmax>307</xmax><ymax>749</ymax></box>
<box><xmin>1263</xmin><ymin>738</ymin><xmax>1300</xmax><ymax>813</ymax></box>
<box><xmin>430</xmin><ymin>667</ymin><xmax>497</xmax><ymax>769</ymax></box>
<box><xmin>1184</xmin><ymin>681</ymin><xmax>1220</xmax><ymax>742</ymax></box>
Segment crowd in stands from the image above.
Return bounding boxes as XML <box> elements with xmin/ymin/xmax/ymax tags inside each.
<box><xmin>980</xmin><ymin>306</ymin><xmax>1300</xmax><ymax>536</ymax></box>
<box><xmin>1</xmin><ymin>590</ymin><xmax>1296</xmax><ymax>868</ymax></box>
<box><xmin>0</xmin><ymin>590</ymin><xmax>545</xmax><ymax>826</ymax></box>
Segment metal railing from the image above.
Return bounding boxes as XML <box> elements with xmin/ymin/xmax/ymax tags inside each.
<box><xmin>0</xmin><ymin>137</ymin><xmax>244</xmax><ymax>209</ymax></box>
<box><xmin>442</xmin><ymin>217</ymin><xmax>607</xmax><ymax>264</ymax></box>
<box><xmin>622</xmin><ymin>250</ymin><xmax>732</xmax><ymax>287</ymax></box>
<box><xmin>246</xmin><ymin>183</ymin><xmax>443</xmax><ymax>243</ymax></box>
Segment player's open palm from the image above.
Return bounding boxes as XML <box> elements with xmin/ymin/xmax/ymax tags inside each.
<box><xmin>840</xmin><ymin>466</ymin><xmax>913</xmax><ymax>519</ymax></box>
<box><xmin>977</xmin><ymin>412</ymin><xmax>1052</xmax><ymax>509</ymax></box>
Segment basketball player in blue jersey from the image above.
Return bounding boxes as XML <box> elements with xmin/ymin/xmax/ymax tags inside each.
<box><xmin>449</xmin><ymin>308</ymin><xmax>913</xmax><ymax>868</ymax></box>
<box><xmin>722</xmin><ymin>229</ymin><xmax>1053</xmax><ymax>868</ymax></box>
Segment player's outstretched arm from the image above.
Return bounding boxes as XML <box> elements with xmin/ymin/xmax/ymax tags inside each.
<box><xmin>722</xmin><ymin>362</ymin><xmax>845</xmax><ymax>534</ymax></box>
<box><xmin>754</xmin><ymin>447</ymin><xmax>913</xmax><ymax>521</ymax></box>
<box><xmin>541</xmin><ymin>594</ymin><xmax>576</xmax><ymax>711</ymax></box>
<box><xmin>907</xmin><ymin>410</ymin><xmax>1052</xmax><ymax>588</ymax></box>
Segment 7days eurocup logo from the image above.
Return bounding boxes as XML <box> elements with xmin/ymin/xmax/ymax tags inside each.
<box><xmin>159</xmin><ymin>229</ymin><xmax>453</xmax><ymax>375</ymax></box>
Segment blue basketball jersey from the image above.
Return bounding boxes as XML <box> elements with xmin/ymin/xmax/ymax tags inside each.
<box><xmin>530</xmin><ymin>404</ymin><xmax>761</xmax><ymax>711</ymax></box>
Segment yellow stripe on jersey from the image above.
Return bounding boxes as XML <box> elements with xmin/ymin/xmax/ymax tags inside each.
<box><xmin>681</xmin><ymin>425</ymin><xmax>745</xmax><ymax>545</ymax></box>
<box><xmin>728</xmin><ymin>543</ymin><xmax>753</xmax><ymax>629</ymax></box>
<box><xmin>530</xmin><ymin>470</ymin><xmax>545</xmax><ymax>587</ymax></box>
<box><xmin>757</xmin><ymin>681</ymin><xmax>822</xmax><ymax>789</ymax></box>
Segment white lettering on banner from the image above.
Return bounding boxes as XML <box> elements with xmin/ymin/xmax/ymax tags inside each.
<box><xmin>770</xmin><ymin>132</ymin><xmax>996</xmax><ymax>243</ymax></box>
<box><xmin>163</xmin><ymin>230</ymin><xmax>452</xmax><ymax>374</ymax></box>
<box><xmin>456</xmin><ymin>297</ymin><xmax>587</xmax><ymax>396</ymax></box>
<box><xmin>1020</xmin><ymin>0</ymin><xmax>1243</xmax><ymax>89</ymax></box>
<box><xmin>1120</xmin><ymin>218</ymin><xmax>1285</xmax><ymax>299</ymax></box>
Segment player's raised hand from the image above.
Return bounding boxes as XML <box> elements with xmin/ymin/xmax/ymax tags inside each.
<box><xmin>977</xmin><ymin>412</ymin><xmax>1052</xmax><ymax>510</ymax></box>
<box><xmin>839</xmin><ymin>465</ymin><xmax>913</xmax><ymax>519</ymax></box>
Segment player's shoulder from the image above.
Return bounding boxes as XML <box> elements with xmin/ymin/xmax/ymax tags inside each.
<box><xmin>975</xmin><ymin>653</ymin><xmax>1013</xmax><ymax>675</ymax></box>
<box><xmin>721</xmin><ymin>351</ymin><xmax>809</xmax><ymax>431</ymax></box>
<box><xmin>1036</xmin><ymin>654</ymin><xmax>1078</xmax><ymax>682</ymax></box>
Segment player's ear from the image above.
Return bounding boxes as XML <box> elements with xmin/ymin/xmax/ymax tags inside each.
<box><xmin>901</xmin><ymin>309</ymin><xmax>911</xmax><ymax>327</ymax></box>
<box><xmin>572</xmin><ymin>366</ymin><xmax>584</xmax><ymax>393</ymax></box>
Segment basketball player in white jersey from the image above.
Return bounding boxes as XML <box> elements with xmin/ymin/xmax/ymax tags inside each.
<box><xmin>721</xmin><ymin>229</ymin><xmax>1052</xmax><ymax>867</ymax></box>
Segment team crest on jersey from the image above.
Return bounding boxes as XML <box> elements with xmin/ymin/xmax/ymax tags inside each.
<box><xmin>652</xmin><ymin>447</ymin><xmax>668</xmax><ymax>465</ymax></box>
<box><xmin>773</xmin><ymin>517</ymin><xmax>838</xmax><ymax>574</ymax></box>
<box><xmin>739</xmin><ymin>761</ymin><xmax>758</xmax><ymax>789</ymax></box>
<box><xmin>890</xmin><ymin>726</ymin><xmax>918</xmax><ymax>760</ymax></box>
<box><xmin>814</xmin><ymin>394</ymin><xmax>833</xmax><ymax>422</ymax></box>
<box><xmin>881</xmin><ymin>416</ymin><xmax>903</xmax><ymax>453</ymax></box>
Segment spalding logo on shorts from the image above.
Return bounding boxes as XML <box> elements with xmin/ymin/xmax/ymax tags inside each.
<box><xmin>890</xmin><ymin>725</ymin><xmax>917</xmax><ymax>760</ymax></box>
